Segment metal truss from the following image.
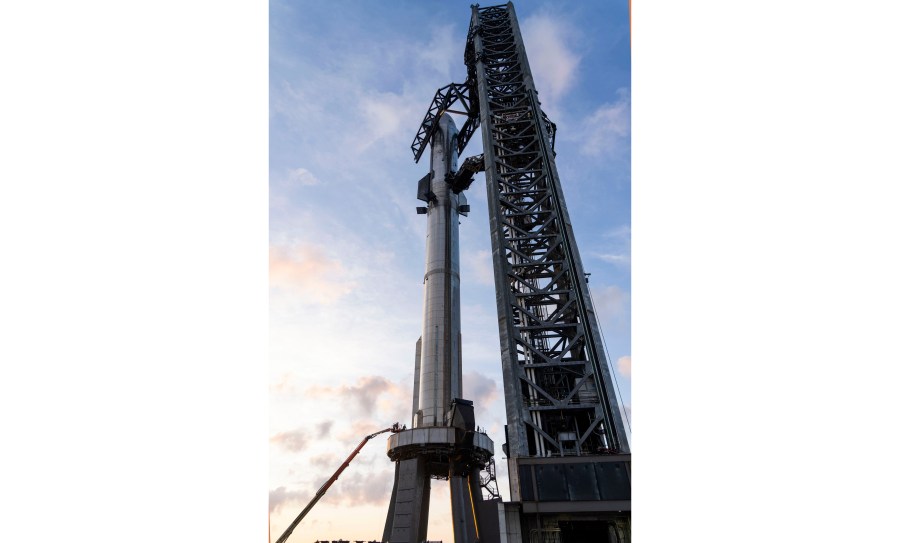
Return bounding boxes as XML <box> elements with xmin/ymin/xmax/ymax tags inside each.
<box><xmin>479</xmin><ymin>456</ymin><xmax>502</xmax><ymax>500</ymax></box>
<box><xmin>410</xmin><ymin>82</ymin><xmax>481</xmax><ymax>163</ymax></box>
<box><xmin>466</xmin><ymin>3</ymin><xmax>629</xmax><ymax>458</ymax></box>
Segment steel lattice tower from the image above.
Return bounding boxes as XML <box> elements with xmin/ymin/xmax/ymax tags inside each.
<box><xmin>465</xmin><ymin>5</ymin><xmax>631</xmax><ymax>541</ymax></box>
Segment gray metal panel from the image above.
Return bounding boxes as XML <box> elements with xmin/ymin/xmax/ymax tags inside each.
<box><xmin>412</xmin><ymin>336</ymin><xmax>421</xmax><ymax>426</ymax></box>
<box><xmin>535</xmin><ymin>464</ymin><xmax>568</xmax><ymax>501</ymax></box>
<box><xmin>449</xmin><ymin>475</ymin><xmax>479</xmax><ymax>543</ymax></box>
<box><xmin>518</xmin><ymin>463</ymin><xmax>534</xmax><ymax>502</ymax></box>
<box><xmin>498</xmin><ymin>502</ymin><xmax>524</xmax><ymax>543</ymax></box>
<box><xmin>517</xmin><ymin>453</ymin><xmax>631</xmax><ymax>466</ymax></box>
<box><xmin>520</xmin><ymin>501</ymin><xmax>631</xmax><ymax>514</ymax></box>
<box><xmin>596</xmin><ymin>462</ymin><xmax>630</xmax><ymax>501</ymax></box>
<box><xmin>383</xmin><ymin>456</ymin><xmax>431</xmax><ymax>543</ymax></box>
<box><xmin>566</xmin><ymin>462</ymin><xmax>601</xmax><ymax>501</ymax></box>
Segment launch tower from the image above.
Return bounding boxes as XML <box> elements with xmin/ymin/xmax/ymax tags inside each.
<box><xmin>466</xmin><ymin>5</ymin><xmax>632</xmax><ymax>542</ymax></box>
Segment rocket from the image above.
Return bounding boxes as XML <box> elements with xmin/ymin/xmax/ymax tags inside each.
<box><xmin>383</xmin><ymin>113</ymin><xmax>492</xmax><ymax>543</ymax></box>
<box><xmin>412</xmin><ymin>113</ymin><xmax>466</xmax><ymax>428</ymax></box>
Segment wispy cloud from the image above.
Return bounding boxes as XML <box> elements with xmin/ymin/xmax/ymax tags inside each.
<box><xmin>269</xmin><ymin>243</ymin><xmax>356</xmax><ymax>305</ymax></box>
<box><xmin>604</xmin><ymin>225</ymin><xmax>631</xmax><ymax>240</ymax></box>
<box><xmin>463</xmin><ymin>371</ymin><xmax>499</xmax><ymax>409</ymax></box>
<box><xmin>352</xmin><ymin>90</ymin><xmax>422</xmax><ymax>152</ymax></box>
<box><xmin>288</xmin><ymin>167</ymin><xmax>320</xmax><ymax>186</ymax></box>
<box><xmin>591</xmin><ymin>284</ymin><xmax>629</xmax><ymax>322</ymax></box>
<box><xmin>521</xmin><ymin>13</ymin><xmax>581</xmax><ymax>115</ymax></box>
<box><xmin>310</xmin><ymin>453</ymin><xmax>340</xmax><ymax>471</ymax></box>
<box><xmin>327</xmin><ymin>467</ymin><xmax>395</xmax><ymax>506</ymax></box>
<box><xmin>270</xmin><ymin>429</ymin><xmax>310</xmax><ymax>452</ymax></box>
<box><xmin>414</xmin><ymin>24</ymin><xmax>458</xmax><ymax>81</ymax></box>
<box><xmin>269</xmin><ymin>486</ymin><xmax>308</xmax><ymax>514</ymax></box>
<box><xmin>589</xmin><ymin>225</ymin><xmax>631</xmax><ymax>268</ymax></box>
<box><xmin>306</xmin><ymin>375</ymin><xmax>406</xmax><ymax>420</ymax></box>
<box><xmin>271</xmin><ymin>372</ymin><xmax>295</xmax><ymax>394</ymax></box>
<box><xmin>463</xmin><ymin>249</ymin><xmax>494</xmax><ymax>286</ymax></box>
<box><xmin>617</xmin><ymin>355</ymin><xmax>631</xmax><ymax>378</ymax></box>
<box><xmin>579</xmin><ymin>88</ymin><xmax>630</xmax><ymax>160</ymax></box>
<box><xmin>594</xmin><ymin>253</ymin><xmax>630</xmax><ymax>266</ymax></box>
<box><xmin>316</xmin><ymin>421</ymin><xmax>334</xmax><ymax>437</ymax></box>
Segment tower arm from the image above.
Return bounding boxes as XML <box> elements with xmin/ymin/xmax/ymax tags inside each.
<box><xmin>410</xmin><ymin>82</ymin><xmax>480</xmax><ymax>163</ymax></box>
<box><xmin>447</xmin><ymin>153</ymin><xmax>484</xmax><ymax>194</ymax></box>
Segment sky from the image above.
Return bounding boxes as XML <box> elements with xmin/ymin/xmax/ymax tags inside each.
<box><xmin>269</xmin><ymin>1</ymin><xmax>631</xmax><ymax>541</ymax></box>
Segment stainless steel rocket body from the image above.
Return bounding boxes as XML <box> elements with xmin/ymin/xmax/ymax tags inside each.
<box><xmin>384</xmin><ymin>113</ymin><xmax>494</xmax><ymax>543</ymax></box>
<box><xmin>416</xmin><ymin>114</ymin><xmax>462</xmax><ymax>428</ymax></box>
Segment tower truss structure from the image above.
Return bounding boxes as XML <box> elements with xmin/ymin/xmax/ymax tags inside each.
<box><xmin>466</xmin><ymin>4</ymin><xmax>632</xmax><ymax>540</ymax></box>
<box><xmin>465</xmin><ymin>1</ymin><xmax>630</xmax><ymax>464</ymax></box>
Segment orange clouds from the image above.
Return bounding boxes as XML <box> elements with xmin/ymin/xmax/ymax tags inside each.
<box><xmin>617</xmin><ymin>355</ymin><xmax>631</xmax><ymax>378</ymax></box>
<box><xmin>270</xmin><ymin>429</ymin><xmax>310</xmax><ymax>452</ymax></box>
<box><xmin>463</xmin><ymin>371</ymin><xmax>499</xmax><ymax>409</ymax></box>
<box><xmin>269</xmin><ymin>243</ymin><xmax>355</xmax><ymax>304</ymax></box>
<box><xmin>307</xmin><ymin>376</ymin><xmax>406</xmax><ymax>419</ymax></box>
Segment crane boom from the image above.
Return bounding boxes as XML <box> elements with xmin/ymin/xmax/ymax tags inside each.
<box><xmin>274</xmin><ymin>423</ymin><xmax>404</xmax><ymax>543</ymax></box>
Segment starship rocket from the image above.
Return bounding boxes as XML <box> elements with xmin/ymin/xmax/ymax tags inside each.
<box><xmin>382</xmin><ymin>114</ymin><xmax>495</xmax><ymax>543</ymax></box>
<box><xmin>414</xmin><ymin>112</ymin><xmax>463</xmax><ymax>428</ymax></box>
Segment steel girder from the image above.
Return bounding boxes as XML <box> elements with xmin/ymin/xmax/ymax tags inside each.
<box><xmin>411</xmin><ymin>82</ymin><xmax>481</xmax><ymax>163</ymax></box>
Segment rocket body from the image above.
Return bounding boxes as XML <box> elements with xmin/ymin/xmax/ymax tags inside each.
<box><xmin>384</xmin><ymin>114</ymin><xmax>493</xmax><ymax>543</ymax></box>
<box><xmin>415</xmin><ymin>114</ymin><xmax>462</xmax><ymax>428</ymax></box>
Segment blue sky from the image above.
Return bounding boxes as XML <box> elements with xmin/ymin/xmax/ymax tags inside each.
<box><xmin>269</xmin><ymin>1</ymin><xmax>631</xmax><ymax>541</ymax></box>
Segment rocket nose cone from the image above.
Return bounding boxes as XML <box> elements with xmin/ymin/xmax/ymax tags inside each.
<box><xmin>438</xmin><ymin>113</ymin><xmax>459</xmax><ymax>139</ymax></box>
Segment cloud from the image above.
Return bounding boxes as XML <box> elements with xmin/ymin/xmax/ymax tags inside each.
<box><xmin>288</xmin><ymin>167</ymin><xmax>320</xmax><ymax>186</ymax></box>
<box><xmin>617</xmin><ymin>355</ymin><xmax>631</xmax><ymax>378</ymax></box>
<box><xmin>579</xmin><ymin>88</ymin><xmax>630</xmax><ymax>159</ymax></box>
<box><xmin>463</xmin><ymin>249</ymin><xmax>494</xmax><ymax>286</ymax></box>
<box><xmin>271</xmin><ymin>372</ymin><xmax>294</xmax><ymax>394</ymax></box>
<box><xmin>464</xmin><ymin>371</ymin><xmax>499</xmax><ymax>409</ymax></box>
<box><xmin>316</xmin><ymin>420</ymin><xmax>333</xmax><ymax>437</ymax></box>
<box><xmin>521</xmin><ymin>13</ymin><xmax>580</xmax><ymax>113</ymax></box>
<box><xmin>328</xmin><ymin>467</ymin><xmax>395</xmax><ymax>506</ymax></box>
<box><xmin>352</xmin><ymin>91</ymin><xmax>422</xmax><ymax>152</ymax></box>
<box><xmin>604</xmin><ymin>225</ymin><xmax>631</xmax><ymax>241</ymax></box>
<box><xmin>309</xmin><ymin>453</ymin><xmax>340</xmax><ymax>471</ymax></box>
<box><xmin>591</xmin><ymin>284</ymin><xmax>629</xmax><ymax>321</ymax></box>
<box><xmin>270</xmin><ymin>429</ymin><xmax>309</xmax><ymax>452</ymax></box>
<box><xmin>306</xmin><ymin>375</ymin><xmax>405</xmax><ymax>420</ymax></box>
<box><xmin>415</xmin><ymin>24</ymin><xmax>457</xmax><ymax>80</ymax></box>
<box><xmin>269</xmin><ymin>486</ymin><xmax>308</xmax><ymax>514</ymax></box>
<box><xmin>589</xmin><ymin>225</ymin><xmax>631</xmax><ymax>268</ymax></box>
<box><xmin>594</xmin><ymin>253</ymin><xmax>630</xmax><ymax>266</ymax></box>
<box><xmin>269</xmin><ymin>243</ymin><xmax>356</xmax><ymax>304</ymax></box>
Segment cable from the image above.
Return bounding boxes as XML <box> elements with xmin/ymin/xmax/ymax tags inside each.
<box><xmin>588</xmin><ymin>285</ymin><xmax>632</xmax><ymax>435</ymax></box>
